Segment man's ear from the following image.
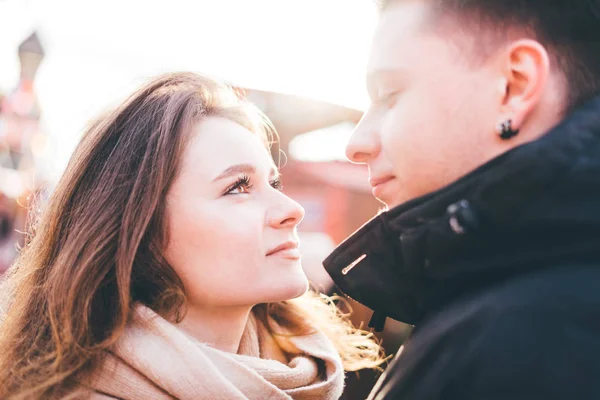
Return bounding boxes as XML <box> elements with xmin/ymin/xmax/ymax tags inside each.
<box><xmin>496</xmin><ymin>39</ymin><xmax>550</xmax><ymax>130</ymax></box>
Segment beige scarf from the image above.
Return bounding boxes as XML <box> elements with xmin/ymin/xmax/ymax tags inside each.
<box><xmin>86</xmin><ymin>305</ymin><xmax>345</xmax><ymax>400</ymax></box>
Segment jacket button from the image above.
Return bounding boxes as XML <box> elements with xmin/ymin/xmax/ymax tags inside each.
<box><xmin>447</xmin><ymin>199</ymin><xmax>479</xmax><ymax>234</ymax></box>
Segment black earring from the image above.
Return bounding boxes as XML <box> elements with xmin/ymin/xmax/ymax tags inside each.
<box><xmin>496</xmin><ymin>119</ymin><xmax>519</xmax><ymax>140</ymax></box>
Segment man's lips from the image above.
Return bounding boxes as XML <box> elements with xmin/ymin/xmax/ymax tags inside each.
<box><xmin>369</xmin><ymin>176</ymin><xmax>395</xmax><ymax>188</ymax></box>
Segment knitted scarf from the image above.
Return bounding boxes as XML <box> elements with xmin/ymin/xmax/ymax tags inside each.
<box><xmin>86</xmin><ymin>305</ymin><xmax>345</xmax><ymax>400</ymax></box>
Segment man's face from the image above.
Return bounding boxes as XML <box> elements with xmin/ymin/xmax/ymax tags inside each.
<box><xmin>346</xmin><ymin>1</ymin><xmax>505</xmax><ymax>208</ymax></box>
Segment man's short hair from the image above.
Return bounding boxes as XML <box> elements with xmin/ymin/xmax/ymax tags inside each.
<box><xmin>378</xmin><ymin>0</ymin><xmax>600</xmax><ymax>113</ymax></box>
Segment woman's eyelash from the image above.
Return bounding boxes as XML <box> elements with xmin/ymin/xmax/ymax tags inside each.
<box><xmin>224</xmin><ymin>174</ymin><xmax>283</xmax><ymax>195</ymax></box>
<box><xmin>225</xmin><ymin>174</ymin><xmax>252</xmax><ymax>194</ymax></box>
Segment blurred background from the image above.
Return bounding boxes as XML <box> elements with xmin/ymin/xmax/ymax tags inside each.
<box><xmin>0</xmin><ymin>0</ymin><xmax>411</xmax><ymax>397</ymax></box>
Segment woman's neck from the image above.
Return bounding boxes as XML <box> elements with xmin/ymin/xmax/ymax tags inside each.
<box><xmin>176</xmin><ymin>303</ymin><xmax>252</xmax><ymax>354</ymax></box>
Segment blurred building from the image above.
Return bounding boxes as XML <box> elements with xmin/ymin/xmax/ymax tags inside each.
<box><xmin>0</xmin><ymin>31</ymin><xmax>46</xmax><ymax>272</ymax></box>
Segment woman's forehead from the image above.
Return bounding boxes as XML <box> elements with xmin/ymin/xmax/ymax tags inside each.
<box><xmin>182</xmin><ymin>117</ymin><xmax>277</xmax><ymax>180</ymax></box>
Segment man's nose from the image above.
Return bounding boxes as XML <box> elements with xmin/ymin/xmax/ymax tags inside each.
<box><xmin>346</xmin><ymin>116</ymin><xmax>379</xmax><ymax>163</ymax></box>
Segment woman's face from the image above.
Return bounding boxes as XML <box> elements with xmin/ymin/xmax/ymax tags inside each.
<box><xmin>163</xmin><ymin>116</ymin><xmax>308</xmax><ymax>308</ymax></box>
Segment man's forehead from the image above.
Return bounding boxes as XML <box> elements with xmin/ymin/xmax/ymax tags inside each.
<box><xmin>377</xmin><ymin>0</ymin><xmax>430</xmax><ymax>34</ymax></box>
<box><xmin>368</xmin><ymin>1</ymin><xmax>430</xmax><ymax>71</ymax></box>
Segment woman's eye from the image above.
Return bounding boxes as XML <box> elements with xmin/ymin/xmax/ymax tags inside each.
<box><xmin>270</xmin><ymin>178</ymin><xmax>283</xmax><ymax>191</ymax></box>
<box><xmin>224</xmin><ymin>175</ymin><xmax>282</xmax><ymax>195</ymax></box>
<box><xmin>225</xmin><ymin>175</ymin><xmax>252</xmax><ymax>195</ymax></box>
<box><xmin>227</xmin><ymin>184</ymin><xmax>251</xmax><ymax>195</ymax></box>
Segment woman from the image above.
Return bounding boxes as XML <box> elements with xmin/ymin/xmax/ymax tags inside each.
<box><xmin>0</xmin><ymin>73</ymin><xmax>384</xmax><ymax>399</ymax></box>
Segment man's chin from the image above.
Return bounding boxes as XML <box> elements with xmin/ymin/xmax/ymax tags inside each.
<box><xmin>375</xmin><ymin>191</ymin><xmax>415</xmax><ymax>211</ymax></box>
<box><xmin>373</xmin><ymin>188</ymin><xmax>405</xmax><ymax>210</ymax></box>
<box><xmin>372</xmin><ymin>177</ymin><xmax>400</xmax><ymax>208</ymax></box>
<box><xmin>375</xmin><ymin>196</ymin><xmax>390</xmax><ymax>211</ymax></box>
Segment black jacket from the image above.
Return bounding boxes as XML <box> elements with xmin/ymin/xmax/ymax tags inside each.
<box><xmin>324</xmin><ymin>96</ymin><xmax>600</xmax><ymax>399</ymax></box>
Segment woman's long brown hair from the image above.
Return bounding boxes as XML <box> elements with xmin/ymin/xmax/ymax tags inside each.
<box><xmin>0</xmin><ymin>72</ymin><xmax>385</xmax><ymax>399</ymax></box>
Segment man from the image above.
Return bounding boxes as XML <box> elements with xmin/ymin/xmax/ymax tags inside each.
<box><xmin>323</xmin><ymin>0</ymin><xmax>600</xmax><ymax>399</ymax></box>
